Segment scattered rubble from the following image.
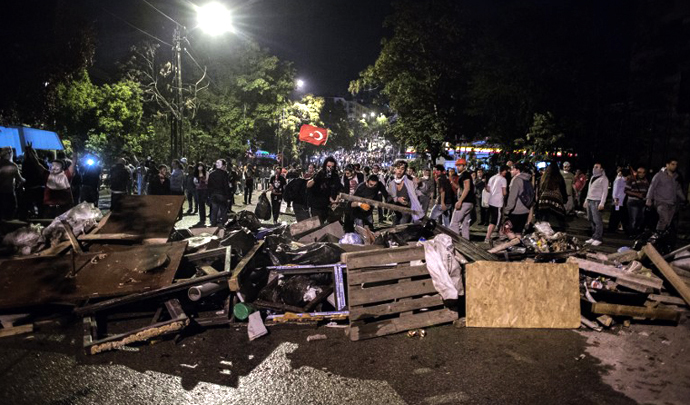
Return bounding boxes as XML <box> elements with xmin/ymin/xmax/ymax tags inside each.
<box><xmin>0</xmin><ymin>198</ymin><xmax>687</xmax><ymax>355</ymax></box>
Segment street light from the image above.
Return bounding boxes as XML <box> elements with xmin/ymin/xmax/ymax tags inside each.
<box><xmin>296</xmin><ymin>79</ymin><xmax>305</xmax><ymax>89</ymax></box>
<box><xmin>170</xmin><ymin>3</ymin><xmax>232</xmax><ymax>160</ymax></box>
<box><xmin>197</xmin><ymin>2</ymin><xmax>233</xmax><ymax>36</ymax></box>
<box><xmin>370</xmin><ymin>111</ymin><xmax>376</xmax><ymax>117</ymax></box>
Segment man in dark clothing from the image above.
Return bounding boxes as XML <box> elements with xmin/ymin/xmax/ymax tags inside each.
<box><xmin>449</xmin><ymin>158</ymin><xmax>475</xmax><ymax>240</ymax></box>
<box><xmin>110</xmin><ymin>158</ymin><xmax>131</xmax><ymax>212</ymax></box>
<box><xmin>307</xmin><ymin>157</ymin><xmax>342</xmax><ymax>223</ymax></box>
<box><xmin>80</xmin><ymin>159</ymin><xmax>102</xmax><ymax>206</ymax></box>
<box><xmin>227</xmin><ymin>164</ymin><xmax>239</xmax><ymax>212</ymax></box>
<box><xmin>351</xmin><ymin>175</ymin><xmax>389</xmax><ymax>230</ymax></box>
<box><xmin>625</xmin><ymin>166</ymin><xmax>649</xmax><ymax>234</ymax></box>
<box><xmin>207</xmin><ymin>159</ymin><xmax>231</xmax><ymax>227</ymax></box>
<box><xmin>244</xmin><ymin>165</ymin><xmax>255</xmax><ymax>205</ymax></box>
<box><xmin>284</xmin><ymin>172</ymin><xmax>311</xmax><ymax>222</ymax></box>
<box><xmin>269</xmin><ymin>166</ymin><xmax>287</xmax><ymax>224</ymax></box>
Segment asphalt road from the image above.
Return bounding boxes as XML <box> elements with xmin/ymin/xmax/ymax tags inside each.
<box><xmin>1</xmin><ymin>189</ymin><xmax>687</xmax><ymax>404</ymax></box>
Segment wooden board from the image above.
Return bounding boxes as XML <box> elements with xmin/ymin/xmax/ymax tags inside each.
<box><xmin>297</xmin><ymin>221</ymin><xmax>344</xmax><ymax>244</ymax></box>
<box><xmin>346</xmin><ymin>246</ymin><xmax>457</xmax><ymax>341</ymax></box>
<box><xmin>0</xmin><ymin>242</ymin><xmax>187</xmax><ymax>309</ymax></box>
<box><xmin>466</xmin><ymin>261</ymin><xmax>580</xmax><ymax>328</ymax></box>
<box><xmin>96</xmin><ymin>195</ymin><xmax>184</xmax><ymax>240</ymax></box>
<box><xmin>590</xmin><ymin>302</ymin><xmax>681</xmax><ymax>322</ymax></box>
<box><xmin>644</xmin><ymin>244</ymin><xmax>690</xmax><ymax>306</ymax></box>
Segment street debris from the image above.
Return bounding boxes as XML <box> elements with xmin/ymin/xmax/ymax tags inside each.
<box><xmin>0</xmin><ymin>197</ymin><xmax>687</xmax><ymax>355</ymax></box>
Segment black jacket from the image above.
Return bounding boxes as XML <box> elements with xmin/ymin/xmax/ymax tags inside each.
<box><xmin>284</xmin><ymin>178</ymin><xmax>308</xmax><ymax>206</ymax></box>
<box><xmin>207</xmin><ymin>169</ymin><xmax>231</xmax><ymax>197</ymax></box>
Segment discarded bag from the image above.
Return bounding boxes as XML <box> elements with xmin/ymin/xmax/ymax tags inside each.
<box><xmin>339</xmin><ymin>233</ymin><xmax>364</xmax><ymax>245</ymax></box>
<box><xmin>2</xmin><ymin>224</ymin><xmax>45</xmax><ymax>255</ymax></box>
<box><xmin>43</xmin><ymin>202</ymin><xmax>103</xmax><ymax>244</ymax></box>
<box><xmin>255</xmin><ymin>192</ymin><xmax>271</xmax><ymax>221</ymax></box>
<box><xmin>266</xmin><ymin>240</ymin><xmax>344</xmax><ymax>266</ymax></box>
<box><xmin>422</xmin><ymin>234</ymin><xmax>464</xmax><ymax>300</ymax></box>
<box><xmin>236</xmin><ymin>210</ymin><xmax>262</xmax><ymax>231</ymax></box>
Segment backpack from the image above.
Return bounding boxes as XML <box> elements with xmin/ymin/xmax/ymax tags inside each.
<box><xmin>519</xmin><ymin>179</ymin><xmax>535</xmax><ymax>208</ymax></box>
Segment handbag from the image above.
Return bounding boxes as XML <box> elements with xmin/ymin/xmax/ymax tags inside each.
<box><xmin>481</xmin><ymin>189</ymin><xmax>491</xmax><ymax>208</ymax></box>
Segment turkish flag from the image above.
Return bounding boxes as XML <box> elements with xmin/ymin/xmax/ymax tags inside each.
<box><xmin>298</xmin><ymin>124</ymin><xmax>329</xmax><ymax>146</ymax></box>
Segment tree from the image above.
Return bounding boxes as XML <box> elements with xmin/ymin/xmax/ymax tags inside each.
<box><xmin>53</xmin><ymin>70</ymin><xmax>148</xmax><ymax>161</ymax></box>
<box><xmin>514</xmin><ymin>112</ymin><xmax>565</xmax><ymax>162</ymax></box>
<box><xmin>350</xmin><ymin>1</ymin><xmax>468</xmax><ymax>164</ymax></box>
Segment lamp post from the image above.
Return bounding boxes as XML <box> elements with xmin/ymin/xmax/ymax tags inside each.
<box><xmin>170</xmin><ymin>2</ymin><xmax>232</xmax><ymax>161</ymax></box>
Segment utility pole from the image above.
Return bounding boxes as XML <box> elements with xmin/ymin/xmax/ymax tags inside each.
<box><xmin>171</xmin><ymin>26</ymin><xmax>185</xmax><ymax>162</ymax></box>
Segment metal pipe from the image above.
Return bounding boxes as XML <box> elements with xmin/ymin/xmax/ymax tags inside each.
<box><xmin>187</xmin><ymin>282</ymin><xmax>226</xmax><ymax>302</ymax></box>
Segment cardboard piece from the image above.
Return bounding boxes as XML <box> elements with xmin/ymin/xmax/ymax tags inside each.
<box><xmin>466</xmin><ymin>261</ymin><xmax>580</xmax><ymax>328</ymax></box>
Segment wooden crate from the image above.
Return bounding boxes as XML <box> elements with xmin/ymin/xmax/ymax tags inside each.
<box><xmin>343</xmin><ymin>246</ymin><xmax>458</xmax><ymax>341</ymax></box>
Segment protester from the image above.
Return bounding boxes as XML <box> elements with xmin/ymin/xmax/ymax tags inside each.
<box><xmin>0</xmin><ymin>147</ymin><xmax>25</xmax><ymax>220</ymax></box>
<box><xmin>193</xmin><ymin>162</ymin><xmax>209</xmax><ymax>227</ymax></box>
<box><xmin>536</xmin><ymin>161</ymin><xmax>567</xmax><ymax>230</ymax></box>
<box><xmin>504</xmin><ymin>163</ymin><xmax>533</xmax><ymax>239</ymax></box>
<box><xmin>561</xmin><ymin>161</ymin><xmax>575</xmax><ymax>215</ymax></box>
<box><xmin>351</xmin><ymin>174</ymin><xmax>389</xmax><ymax>230</ymax></box>
<box><xmin>307</xmin><ymin>156</ymin><xmax>342</xmax><ymax>223</ymax></box>
<box><xmin>283</xmin><ymin>168</ymin><xmax>311</xmax><ymax>222</ymax></box>
<box><xmin>474</xmin><ymin>168</ymin><xmax>488</xmax><ymax>225</ymax></box>
<box><xmin>484</xmin><ymin>165</ymin><xmax>508</xmax><ymax>243</ymax></box>
<box><xmin>149</xmin><ymin>164</ymin><xmax>171</xmax><ymax>195</ymax></box>
<box><xmin>608</xmin><ymin>166</ymin><xmax>628</xmax><ymax>233</ymax></box>
<box><xmin>207</xmin><ymin>159</ymin><xmax>231</xmax><ymax>227</ymax></box>
<box><xmin>574</xmin><ymin>169</ymin><xmax>588</xmax><ymax>210</ymax></box>
<box><xmin>646</xmin><ymin>158</ymin><xmax>686</xmax><ymax>235</ymax></box>
<box><xmin>585</xmin><ymin>162</ymin><xmax>609</xmax><ymax>246</ymax></box>
<box><xmin>386</xmin><ymin>160</ymin><xmax>423</xmax><ymax>225</ymax></box>
<box><xmin>269</xmin><ymin>166</ymin><xmax>287</xmax><ymax>224</ymax></box>
<box><xmin>169</xmin><ymin>159</ymin><xmax>185</xmax><ymax>196</ymax></box>
<box><xmin>372</xmin><ymin>164</ymin><xmax>386</xmax><ymax>223</ymax></box>
<box><xmin>429</xmin><ymin>164</ymin><xmax>454</xmax><ymax>226</ymax></box>
<box><xmin>449</xmin><ymin>158</ymin><xmax>475</xmax><ymax>240</ymax></box>
<box><xmin>135</xmin><ymin>161</ymin><xmax>148</xmax><ymax>195</ymax></box>
<box><xmin>184</xmin><ymin>165</ymin><xmax>198</xmax><ymax>215</ymax></box>
<box><xmin>79</xmin><ymin>158</ymin><xmax>101</xmax><ymax>206</ymax></box>
<box><xmin>416</xmin><ymin>168</ymin><xmax>435</xmax><ymax>216</ymax></box>
<box><xmin>625</xmin><ymin>165</ymin><xmax>649</xmax><ymax>235</ymax></box>
<box><xmin>244</xmin><ymin>164</ymin><xmax>255</xmax><ymax>205</ymax></box>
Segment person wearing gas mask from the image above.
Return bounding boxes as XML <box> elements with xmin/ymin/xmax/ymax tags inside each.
<box><xmin>307</xmin><ymin>156</ymin><xmax>342</xmax><ymax>223</ymax></box>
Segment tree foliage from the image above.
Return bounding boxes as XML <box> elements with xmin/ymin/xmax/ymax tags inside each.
<box><xmin>514</xmin><ymin>112</ymin><xmax>565</xmax><ymax>162</ymax></box>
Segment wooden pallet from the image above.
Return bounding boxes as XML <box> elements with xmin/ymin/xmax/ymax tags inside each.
<box><xmin>343</xmin><ymin>246</ymin><xmax>458</xmax><ymax>341</ymax></box>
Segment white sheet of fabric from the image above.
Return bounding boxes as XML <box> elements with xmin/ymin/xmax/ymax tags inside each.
<box><xmin>422</xmin><ymin>234</ymin><xmax>464</xmax><ymax>299</ymax></box>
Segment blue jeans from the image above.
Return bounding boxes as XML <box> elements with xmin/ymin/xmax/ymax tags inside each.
<box><xmin>586</xmin><ymin>199</ymin><xmax>603</xmax><ymax>241</ymax></box>
<box><xmin>626</xmin><ymin>199</ymin><xmax>644</xmax><ymax>233</ymax></box>
<box><xmin>210</xmin><ymin>196</ymin><xmax>228</xmax><ymax>227</ymax></box>
<box><xmin>429</xmin><ymin>203</ymin><xmax>452</xmax><ymax>226</ymax></box>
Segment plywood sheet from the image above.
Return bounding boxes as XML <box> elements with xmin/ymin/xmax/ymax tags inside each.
<box><xmin>0</xmin><ymin>242</ymin><xmax>187</xmax><ymax>309</ymax></box>
<box><xmin>97</xmin><ymin>195</ymin><xmax>184</xmax><ymax>240</ymax></box>
<box><xmin>466</xmin><ymin>261</ymin><xmax>580</xmax><ymax>328</ymax></box>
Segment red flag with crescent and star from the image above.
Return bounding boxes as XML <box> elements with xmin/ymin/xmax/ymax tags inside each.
<box><xmin>298</xmin><ymin>124</ymin><xmax>329</xmax><ymax>146</ymax></box>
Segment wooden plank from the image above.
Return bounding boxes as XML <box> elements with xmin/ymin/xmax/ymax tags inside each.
<box><xmin>198</xmin><ymin>265</ymin><xmax>219</xmax><ymax>276</ymax></box>
<box><xmin>348</xmin><ymin>265</ymin><xmax>429</xmax><ymax>285</ymax></box>
<box><xmin>60</xmin><ymin>220</ymin><xmax>83</xmax><ymax>254</ymax></box>
<box><xmin>663</xmin><ymin>242</ymin><xmax>690</xmax><ymax>260</ymax></box>
<box><xmin>228</xmin><ymin>240</ymin><xmax>264</xmax><ymax>292</ymax></box>
<box><xmin>289</xmin><ymin>216</ymin><xmax>321</xmax><ymax>236</ymax></box>
<box><xmin>590</xmin><ymin>302</ymin><xmax>681</xmax><ymax>322</ymax></box>
<box><xmin>648</xmin><ymin>294</ymin><xmax>688</xmax><ymax>306</ymax></box>
<box><xmin>185</xmin><ymin>246</ymin><xmax>228</xmax><ymax>262</ymax></box>
<box><xmin>568</xmin><ymin>257</ymin><xmax>663</xmax><ymax>290</ymax></box>
<box><xmin>348</xmin><ymin>279</ymin><xmax>437</xmax><ymax>306</ymax></box>
<box><xmin>337</xmin><ymin>193</ymin><xmax>423</xmax><ymax>216</ymax></box>
<box><xmin>616</xmin><ymin>278</ymin><xmax>653</xmax><ymax>294</ymax></box>
<box><xmin>466</xmin><ymin>262</ymin><xmax>581</xmax><ymax>328</ymax></box>
<box><xmin>343</xmin><ymin>246</ymin><xmax>425</xmax><ymax>270</ymax></box>
<box><xmin>487</xmin><ymin>238</ymin><xmax>521</xmax><ymax>254</ymax></box>
<box><xmin>78</xmin><ymin>233</ymin><xmax>140</xmax><ymax>241</ymax></box>
<box><xmin>297</xmin><ymin>221</ymin><xmax>345</xmax><ymax>244</ymax></box>
<box><xmin>349</xmin><ymin>308</ymin><xmax>457</xmax><ymax>341</ymax></box>
<box><xmin>644</xmin><ymin>244</ymin><xmax>690</xmax><ymax>306</ymax></box>
<box><xmin>349</xmin><ymin>295</ymin><xmax>444</xmax><ymax>321</ymax></box>
<box><xmin>34</xmin><ymin>241</ymin><xmax>71</xmax><ymax>257</ymax></box>
<box><xmin>0</xmin><ymin>324</ymin><xmax>33</xmax><ymax>338</ymax></box>
<box><xmin>607</xmin><ymin>250</ymin><xmax>639</xmax><ymax>263</ymax></box>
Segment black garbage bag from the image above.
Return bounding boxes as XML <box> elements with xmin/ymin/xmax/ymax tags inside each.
<box><xmin>235</xmin><ymin>211</ymin><xmax>262</xmax><ymax>231</ymax></box>
<box><xmin>265</xmin><ymin>236</ymin><xmax>344</xmax><ymax>266</ymax></box>
<box><xmin>255</xmin><ymin>192</ymin><xmax>271</xmax><ymax>221</ymax></box>
<box><xmin>374</xmin><ymin>221</ymin><xmax>433</xmax><ymax>247</ymax></box>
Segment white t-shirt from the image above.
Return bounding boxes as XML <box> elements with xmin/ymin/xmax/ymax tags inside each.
<box><xmin>488</xmin><ymin>174</ymin><xmax>507</xmax><ymax>207</ymax></box>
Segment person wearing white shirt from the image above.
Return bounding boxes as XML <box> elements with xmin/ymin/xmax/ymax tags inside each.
<box><xmin>484</xmin><ymin>165</ymin><xmax>508</xmax><ymax>243</ymax></box>
<box><xmin>607</xmin><ymin>167</ymin><xmax>628</xmax><ymax>233</ymax></box>
<box><xmin>585</xmin><ymin>163</ymin><xmax>609</xmax><ymax>246</ymax></box>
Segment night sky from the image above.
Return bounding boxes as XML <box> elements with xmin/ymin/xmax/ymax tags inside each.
<box><xmin>85</xmin><ymin>0</ymin><xmax>393</xmax><ymax>96</ymax></box>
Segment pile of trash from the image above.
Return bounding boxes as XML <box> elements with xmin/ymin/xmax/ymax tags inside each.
<box><xmin>0</xmin><ymin>195</ymin><xmax>687</xmax><ymax>353</ymax></box>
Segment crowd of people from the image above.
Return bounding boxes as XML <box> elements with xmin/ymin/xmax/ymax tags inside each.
<box><xmin>0</xmin><ymin>144</ymin><xmax>686</xmax><ymax>246</ymax></box>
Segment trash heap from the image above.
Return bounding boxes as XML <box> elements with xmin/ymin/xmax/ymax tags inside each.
<box><xmin>0</xmin><ymin>196</ymin><xmax>687</xmax><ymax>353</ymax></box>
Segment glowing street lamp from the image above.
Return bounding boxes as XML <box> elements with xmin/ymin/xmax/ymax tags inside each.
<box><xmin>296</xmin><ymin>79</ymin><xmax>305</xmax><ymax>89</ymax></box>
<box><xmin>370</xmin><ymin>111</ymin><xmax>376</xmax><ymax>117</ymax></box>
<box><xmin>197</xmin><ymin>2</ymin><xmax>233</xmax><ymax>36</ymax></box>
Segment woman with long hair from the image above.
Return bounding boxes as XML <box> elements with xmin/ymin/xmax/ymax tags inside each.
<box><xmin>536</xmin><ymin>161</ymin><xmax>568</xmax><ymax>229</ymax></box>
<box><xmin>193</xmin><ymin>162</ymin><xmax>209</xmax><ymax>226</ymax></box>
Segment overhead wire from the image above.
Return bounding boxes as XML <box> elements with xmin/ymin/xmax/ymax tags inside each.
<box><xmin>138</xmin><ymin>0</ymin><xmax>183</xmax><ymax>27</ymax></box>
<box><xmin>101</xmin><ymin>6</ymin><xmax>172</xmax><ymax>46</ymax></box>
